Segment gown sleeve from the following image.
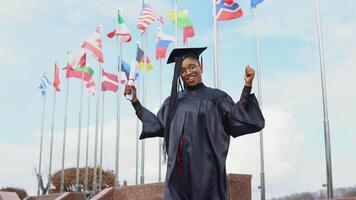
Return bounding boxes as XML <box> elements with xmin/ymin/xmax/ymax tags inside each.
<box><xmin>131</xmin><ymin>99</ymin><xmax>167</xmax><ymax>140</ymax></box>
<box><xmin>219</xmin><ymin>86</ymin><xmax>265</xmax><ymax>138</ymax></box>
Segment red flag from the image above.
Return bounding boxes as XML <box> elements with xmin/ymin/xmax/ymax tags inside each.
<box><xmin>101</xmin><ymin>69</ymin><xmax>119</xmax><ymax>92</ymax></box>
<box><xmin>53</xmin><ymin>63</ymin><xmax>60</xmax><ymax>92</ymax></box>
<box><xmin>79</xmin><ymin>53</ymin><xmax>86</xmax><ymax>67</ymax></box>
<box><xmin>183</xmin><ymin>26</ymin><xmax>195</xmax><ymax>45</ymax></box>
<box><xmin>62</xmin><ymin>65</ymin><xmax>93</xmax><ymax>82</ymax></box>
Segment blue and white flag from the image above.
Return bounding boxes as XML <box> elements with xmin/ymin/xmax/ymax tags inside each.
<box><xmin>251</xmin><ymin>0</ymin><xmax>264</xmax><ymax>8</ymax></box>
<box><xmin>119</xmin><ymin>57</ymin><xmax>139</xmax><ymax>81</ymax></box>
<box><xmin>39</xmin><ymin>74</ymin><xmax>51</xmax><ymax>96</ymax></box>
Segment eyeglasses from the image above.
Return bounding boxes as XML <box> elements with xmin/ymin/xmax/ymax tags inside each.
<box><xmin>179</xmin><ymin>64</ymin><xmax>199</xmax><ymax>76</ymax></box>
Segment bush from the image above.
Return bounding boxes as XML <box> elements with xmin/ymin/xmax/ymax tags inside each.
<box><xmin>0</xmin><ymin>187</ymin><xmax>28</xmax><ymax>199</ymax></box>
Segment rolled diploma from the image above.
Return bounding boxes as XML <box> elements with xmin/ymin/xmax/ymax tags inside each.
<box><xmin>125</xmin><ymin>61</ymin><xmax>138</xmax><ymax>101</ymax></box>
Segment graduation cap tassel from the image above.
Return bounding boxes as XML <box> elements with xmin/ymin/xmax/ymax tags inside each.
<box><xmin>200</xmin><ymin>56</ymin><xmax>204</xmax><ymax>73</ymax></box>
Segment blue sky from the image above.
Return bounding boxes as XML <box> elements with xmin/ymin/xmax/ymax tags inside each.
<box><xmin>0</xmin><ymin>0</ymin><xmax>355</xmax><ymax>199</ymax></box>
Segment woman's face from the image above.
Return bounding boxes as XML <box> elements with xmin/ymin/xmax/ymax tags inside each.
<box><xmin>180</xmin><ymin>57</ymin><xmax>202</xmax><ymax>87</ymax></box>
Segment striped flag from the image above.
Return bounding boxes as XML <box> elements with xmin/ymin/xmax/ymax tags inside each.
<box><xmin>216</xmin><ymin>0</ymin><xmax>243</xmax><ymax>21</ymax></box>
<box><xmin>101</xmin><ymin>69</ymin><xmax>119</xmax><ymax>92</ymax></box>
<box><xmin>155</xmin><ymin>29</ymin><xmax>175</xmax><ymax>60</ymax></box>
<box><xmin>251</xmin><ymin>0</ymin><xmax>264</xmax><ymax>8</ymax></box>
<box><xmin>82</xmin><ymin>26</ymin><xmax>104</xmax><ymax>63</ymax></box>
<box><xmin>137</xmin><ymin>2</ymin><xmax>163</xmax><ymax>34</ymax></box>
<box><xmin>107</xmin><ymin>12</ymin><xmax>132</xmax><ymax>43</ymax></box>
<box><xmin>39</xmin><ymin>74</ymin><xmax>51</xmax><ymax>96</ymax></box>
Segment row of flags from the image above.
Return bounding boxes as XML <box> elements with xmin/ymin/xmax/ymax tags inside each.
<box><xmin>39</xmin><ymin>0</ymin><xmax>264</xmax><ymax>96</ymax></box>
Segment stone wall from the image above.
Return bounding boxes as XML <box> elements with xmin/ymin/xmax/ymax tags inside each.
<box><xmin>112</xmin><ymin>173</ymin><xmax>251</xmax><ymax>200</ymax></box>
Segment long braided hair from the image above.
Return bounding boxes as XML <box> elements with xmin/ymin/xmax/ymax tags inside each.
<box><xmin>162</xmin><ymin>54</ymin><xmax>200</xmax><ymax>160</ymax></box>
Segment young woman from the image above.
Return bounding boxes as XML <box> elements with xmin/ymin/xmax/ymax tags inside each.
<box><xmin>124</xmin><ymin>47</ymin><xmax>265</xmax><ymax>200</ymax></box>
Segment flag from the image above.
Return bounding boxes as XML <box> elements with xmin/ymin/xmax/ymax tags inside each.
<box><xmin>107</xmin><ymin>12</ymin><xmax>132</xmax><ymax>43</ymax></box>
<box><xmin>39</xmin><ymin>74</ymin><xmax>51</xmax><ymax>96</ymax></box>
<box><xmin>136</xmin><ymin>44</ymin><xmax>153</xmax><ymax>71</ymax></box>
<box><xmin>82</xmin><ymin>26</ymin><xmax>104</xmax><ymax>63</ymax></box>
<box><xmin>251</xmin><ymin>0</ymin><xmax>263</xmax><ymax>8</ymax></box>
<box><xmin>63</xmin><ymin>65</ymin><xmax>94</xmax><ymax>82</ymax></box>
<box><xmin>156</xmin><ymin>30</ymin><xmax>175</xmax><ymax>60</ymax></box>
<box><xmin>119</xmin><ymin>58</ymin><xmax>139</xmax><ymax>80</ymax></box>
<box><xmin>101</xmin><ymin>69</ymin><xmax>119</xmax><ymax>92</ymax></box>
<box><xmin>68</xmin><ymin>49</ymin><xmax>86</xmax><ymax>68</ymax></box>
<box><xmin>168</xmin><ymin>10</ymin><xmax>195</xmax><ymax>45</ymax></box>
<box><xmin>216</xmin><ymin>0</ymin><xmax>243</xmax><ymax>21</ymax></box>
<box><xmin>53</xmin><ymin>63</ymin><xmax>60</xmax><ymax>92</ymax></box>
<box><xmin>137</xmin><ymin>3</ymin><xmax>164</xmax><ymax>34</ymax></box>
<box><xmin>79</xmin><ymin>53</ymin><xmax>86</xmax><ymax>67</ymax></box>
<box><xmin>85</xmin><ymin>79</ymin><xmax>96</xmax><ymax>96</ymax></box>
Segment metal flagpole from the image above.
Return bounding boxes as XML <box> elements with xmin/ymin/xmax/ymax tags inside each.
<box><xmin>158</xmin><ymin>59</ymin><xmax>162</xmax><ymax>182</ymax></box>
<box><xmin>37</xmin><ymin>93</ymin><xmax>47</xmax><ymax>195</ymax></box>
<box><xmin>47</xmin><ymin>88</ymin><xmax>57</xmax><ymax>194</ymax></box>
<box><xmin>99</xmin><ymin>92</ymin><xmax>105</xmax><ymax>190</ymax></box>
<box><xmin>135</xmin><ymin>78</ymin><xmax>140</xmax><ymax>185</ymax></box>
<box><xmin>254</xmin><ymin>7</ymin><xmax>266</xmax><ymax>200</ymax></box>
<box><xmin>140</xmin><ymin>33</ymin><xmax>148</xmax><ymax>184</ymax></box>
<box><xmin>93</xmin><ymin>25</ymin><xmax>103</xmax><ymax>193</ymax></box>
<box><xmin>93</xmin><ymin>65</ymin><xmax>102</xmax><ymax>193</ymax></box>
<box><xmin>115</xmin><ymin>13</ymin><xmax>123</xmax><ymax>186</ymax></box>
<box><xmin>135</xmin><ymin>41</ymin><xmax>141</xmax><ymax>185</ymax></box>
<box><xmin>158</xmin><ymin>59</ymin><xmax>163</xmax><ymax>182</ymax></box>
<box><xmin>60</xmin><ymin>77</ymin><xmax>70</xmax><ymax>193</ymax></box>
<box><xmin>175</xmin><ymin>0</ymin><xmax>178</xmax><ymax>46</ymax></box>
<box><xmin>75</xmin><ymin>68</ymin><xmax>86</xmax><ymax>192</ymax></box>
<box><xmin>213</xmin><ymin>0</ymin><xmax>220</xmax><ymax>89</ymax></box>
<box><xmin>156</xmin><ymin>27</ymin><xmax>163</xmax><ymax>182</ymax></box>
<box><xmin>84</xmin><ymin>95</ymin><xmax>91</xmax><ymax>192</ymax></box>
<box><xmin>314</xmin><ymin>0</ymin><xmax>333</xmax><ymax>198</ymax></box>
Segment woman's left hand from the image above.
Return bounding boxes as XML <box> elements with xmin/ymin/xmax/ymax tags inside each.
<box><xmin>244</xmin><ymin>65</ymin><xmax>255</xmax><ymax>87</ymax></box>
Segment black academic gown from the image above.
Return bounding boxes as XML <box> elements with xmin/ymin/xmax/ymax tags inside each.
<box><xmin>133</xmin><ymin>83</ymin><xmax>264</xmax><ymax>200</ymax></box>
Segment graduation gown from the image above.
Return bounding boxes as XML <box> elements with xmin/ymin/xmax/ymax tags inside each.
<box><xmin>132</xmin><ymin>83</ymin><xmax>265</xmax><ymax>200</ymax></box>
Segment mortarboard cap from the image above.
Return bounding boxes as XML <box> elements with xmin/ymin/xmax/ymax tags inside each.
<box><xmin>167</xmin><ymin>47</ymin><xmax>207</xmax><ymax>64</ymax></box>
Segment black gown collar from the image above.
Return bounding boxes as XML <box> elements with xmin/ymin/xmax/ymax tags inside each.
<box><xmin>186</xmin><ymin>82</ymin><xmax>206</xmax><ymax>91</ymax></box>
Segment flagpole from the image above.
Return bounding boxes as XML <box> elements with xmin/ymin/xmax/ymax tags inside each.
<box><xmin>213</xmin><ymin>0</ymin><xmax>220</xmax><ymax>89</ymax></box>
<box><xmin>75</xmin><ymin>67</ymin><xmax>86</xmax><ymax>192</ymax></box>
<box><xmin>140</xmin><ymin>33</ymin><xmax>148</xmax><ymax>185</ymax></box>
<box><xmin>135</xmin><ymin>79</ymin><xmax>140</xmax><ymax>185</ymax></box>
<box><xmin>314</xmin><ymin>0</ymin><xmax>333</xmax><ymax>198</ymax></box>
<box><xmin>84</xmin><ymin>95</ymin><xmax>91</xmax><ymax>192</ymax></box>
<box><xmin>93</xmin><ymin>25</ymin><xmax>103</xmax><ymax>193</ymax></box>
<box><xmin>175</xmin><ymin>0</ymin><xmax>178</xmax><ymax>46</ymax></box>
<box><xmin>47</xmin><ymin>88</ymin><xmax>57</xmax><ymax>194</ymax></box>
<box><xmin>135</xmin><ymin>41</ymin><xmax>141</xmax><ymax>186</ymax></box>
<box><xmin>253</xmin><ymin>7</ymin><xmax>266</xmax><ymax>200</ymax></box>
<box><xmin>156</xmin><ymin>27</ymin><xmax>163</xmax><ymax>182</ymax></box>
<box><xmin>158</xmin><ymin>59</ymin><xmax>162</xmax><ymax>182</ymax></box>
<box><xmin>93</xmin><ymin>65</ymin><xmax>101</xmax><ymax>193</ymax></box>
<box><xmin>37</xmin><ymin>92</ymin><xmax>47</xmax><ymax>195</ymax></box>
<box><xmin>60</xmin><ymin>77</ymin><xmax>70</xmax><ymax>193</ymax></box>
<box><xmin>99</xmin><ymin>92</ymin><xmax>105</xmax><ymax>190</ymax></box>
<box><xmin>115</xmin><ymin>11</ymin><xmax>123</xmax><ymax>186</ymax></box>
